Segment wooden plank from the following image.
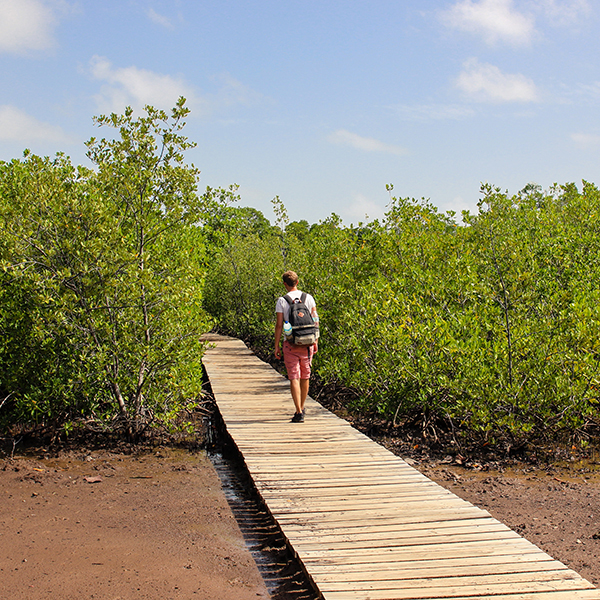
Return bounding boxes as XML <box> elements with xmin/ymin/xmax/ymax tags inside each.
<box><xmin>322</xmin><ymin>591</ymin><xmax>600</xmax><ymax>600</ymax></box>
<box><xmin>315</xmin><ymin>568</ymin><xmax>593</xmax><ymax>590</ymax></box>
<box><xmin>244</xmin><ymin>455</ymin><xmax>419</xmax><ymax>467</ymax></box>
<box><xmin>274</xmin><ymin>510</ymin><xmax>493</xmax><ymax>531</ymax></box>
<box><xmin>274</xmin><ymin>509</ymin><xmax>491</xmax><ymax>528</ymax></box>
<box><xmin>246</xmin><ymin>471</ymin><xmax>430</xmax><ymax>483</ymax></box>
<box><xmin>298</xmin><ymin>546</ymin><xmax>561</xmax><ymax>574</ymax></box>
<box><xmin>315</xmin><ymin>580</ymin><xmax>594</xmax><ymax>599</ymax></box>
<box><xmin>244</xmin><ymin>464</ymin><xmax>431</xmax><ymax>477</ymax></box>
<box><xmin>282</xmin><ymin>521</ymin><xmax>513</xmax><ymax>541</ymax></box>
<box><xmin>254</xmin><ymin>459</ymin><xmax>436</xmax><ymax>471</ymax></box>
<box><xmin>281</xmin><ymin>516</ymin><xmax>503</xmax><ymax>534</ymax></box>
<box><xmin>255</xmin><ymin>470</ymin><xmax>435</xmax><ymax>481</ymax></box>
<box><xmin>202</xmin><ymin>335</ymin><xmax>600</xmax><ymax>600</ymax></box>
<box><xmin>261</xmin><ymin>492</ymin><xmax>459</xmax><ymax>508</ymax></box>
<box><xmin>309</xmin><ymin>561</ymin><xmax>571</xmax><ymax>582</ymax></box>
<box><xmin>255</xmin><ymin>479</ymin><xmax>439</xmax><ymax>492</ymax></box>
<box><xmin>264</xmin><ymin>497</ymin><xmax>486</xmax><ymax>516</ymax></box>
<box><xmin>306</xmin><ymin>553</ymin><xmax>558</xmax><ymax>575</ymax></box>
<box><xmin>286</xmin><ymin>533</ymin><xmax>528</xmax><ymax>552</ymax></box>
<box><xmin>266</xmin><ymin>492</ymin><xmax>484</xmax><ymax>508</ymax></box>
<box><xmin>265</xmin><ymin>504</ymin><xmax>487</xmax><ymax>522</ymax></box>
<box><xmin>255</xmin><ymin>478</ymin><xmax>440</xmax><ymax>490</ymax></box>
<box><xmin>256</xmin><ymin>482</ymin><xmax>454</xmax><ymax>498</ymax></box>
<box><xmin>234</xmin><ymin>437</ymin><xmax>393</xmax><ymax>448</ymax></box>
<box><xmin>290</xmin><ymin>532</ymin><xmax>525</xmax><ymax>553</ymax></box>
<box><xmin>320</xmin><ymin>585</ymin><xmax>598</xmax><ymax>600</ymax></box>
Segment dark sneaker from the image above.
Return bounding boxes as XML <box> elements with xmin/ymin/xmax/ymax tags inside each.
<box><xmin>291</xmin><ymin>412</ymin><xmax>304</xmax><ymax>423</ymax></box>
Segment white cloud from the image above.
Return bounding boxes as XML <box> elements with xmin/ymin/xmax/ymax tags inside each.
<box><xmin>88</xmin><ymin>57</ymin><xmax>267</xmax><ymax>117</ymax></box>
<box><xmin>456</xmin><ymin>58</ymin><xmax>539</xmax><ymax>102</ymax></box>
<box><xmin>441</xmin><ymin>0</ymin><xmax>535</xmax><ymax>46</ymax></box>
<box><xmin>0</xmin><ymin>0</ymin><xmax>59</xmax><ymax>54</ymax></box>
<box><xmin>328</xmin><ymin>130</ymin><xmax>408</xmax><ymax>156</ymax></box>
<box><xmin>210</xmin><ymin>73</ymin><xmax>267</xmax><ymax>108</ymax></box>
<box><xmin>89</xmin><ymin>55</ymin><xmax>202</xmax><ymax>114</ymax></box>
<box><xmin>571</xmin><ymin>132</ymin><xmax>600</xmax><ymax>147</ymax></box>
<box><xmin>147</xmin><ymin>8</ymin><xmax>174</xmax><ymax>30</ymax></box>
<box><xmin>0</xmin><ymin>105</ymin><xmax>76</xmax><ymax>144</ymax></box>
<box><xmin>343</xmin><ymin>193</ymin><xmax>386</xmax><ymax>223</ymax></box>
<box><xmin>392</xmin><ymin>103</ymin><xmax>475</xmax><ymax>121</ymax></box>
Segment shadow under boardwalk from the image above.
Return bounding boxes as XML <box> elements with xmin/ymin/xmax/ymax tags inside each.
<box><xmin>202</xmin><ymin>334</ymin><xmax>600</xmax><ymax>600</ymax></box>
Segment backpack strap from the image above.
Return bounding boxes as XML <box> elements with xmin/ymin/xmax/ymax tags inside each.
<box><xmin>284</xmin><ymin>293</ymin><xmax>306</xmax><ymax>305</ymax></box>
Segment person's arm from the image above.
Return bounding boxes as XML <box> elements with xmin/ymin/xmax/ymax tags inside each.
<box><xmin>274</xmin><ymin>311</ymin><xmax>284</xmax><ymax>359</ymax></box>
<box><xmin>311</xmin><ymin>305</ymin><xmax>319</xmax><ymax>353</ymax></box>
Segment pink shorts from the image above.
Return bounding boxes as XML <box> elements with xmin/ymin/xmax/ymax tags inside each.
<box><xmin>283</xmin><ymin>340</ymin><xmax>315</xmax><ymax>380</ymax></box>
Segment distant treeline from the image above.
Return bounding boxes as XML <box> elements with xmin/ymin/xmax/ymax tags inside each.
<box><xmin>2</xmin><ymin>99</ymin><xmax>600</xmax><ymax>451</ymax></box>
<box><xmin>205</xmin><ymin>183</ymin><xmax>600</xmax><ymax>452</ymax></box>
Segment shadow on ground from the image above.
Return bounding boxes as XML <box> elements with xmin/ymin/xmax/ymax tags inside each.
<box><xmin>210</xmin><ymin>447</ymin><xmax>322</xmax><ymax>600</ymax></box>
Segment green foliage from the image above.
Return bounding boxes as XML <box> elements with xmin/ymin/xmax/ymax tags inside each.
<box><xmin>202</xmin><ymin>195</ymin><xmax>310</xmax><ymax>347</ymax></box>
<box><xmin>3</xmin><ymin>96</ymin><xmax>600</xmax><ymax>451</ymax></box>
<box><xmin>0</xmin><ymin>153</ymin><xmax>103</xmax><ymax>429</ymax></box>
<box><xmin>203</xmin><ymin>184</ymin><xmax>600</xmax><ymax>450</ymax></box>
<box><xmin>0</xmin><ymin>99</ymin><xmax>217</xmax><ymax>436</ymax></box>
<box><xmin>203</xmin><ymin>231</ymin><xmax>287</xmax><ymax>345</ymax></box>
<box><xmin>198</xmin><ymin>186</ymin><xmax>275</xmax><ymax>255</ymax></box>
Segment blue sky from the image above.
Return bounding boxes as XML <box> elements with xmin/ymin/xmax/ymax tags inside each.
<box><xmin>0</xmin><ymin>0</ymin><xmax>599</xmax><ymax>223</ymax></box>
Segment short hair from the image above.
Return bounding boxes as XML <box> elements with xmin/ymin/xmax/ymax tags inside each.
<box><xmin>282</xmin><ymin>270</ymin><xmax>299</xmax><ymax>287</ymax></box>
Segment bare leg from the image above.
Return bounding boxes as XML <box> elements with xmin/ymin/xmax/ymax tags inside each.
<box><xmin>289</xmin><ymin>379</ymin><xmax>302</xmax><ymax>414</ymax></box>
<box><xmin>300</xmin><ymin>379</ymin><xmax>310</xmax><ymax>412</ymax></box>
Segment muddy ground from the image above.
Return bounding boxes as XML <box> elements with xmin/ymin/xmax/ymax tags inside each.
<box><xmin>421</xmin><ymin>459</ymin><xmax>600</xmax><ymax>587</ymax></box>
<box><xmin>0</xmin><ymin>448</ymin><xmax>271</xmax><ymax>600</ymax></box>
<box><xmin>2</xmin><ymin>443</ymin><xmax>600</xmax><ymax>599</ymax></box>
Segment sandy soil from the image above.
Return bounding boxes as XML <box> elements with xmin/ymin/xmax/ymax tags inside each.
<box><xmin>0</xmin><ymin>448</ymin><xmax>269</xmax><ymax>600</ymax></box>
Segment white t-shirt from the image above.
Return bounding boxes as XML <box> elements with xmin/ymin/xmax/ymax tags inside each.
<box><xmin>276</xmin><ymin>290</ymin><xmax>317</xmax><ymax>322</ymax></box>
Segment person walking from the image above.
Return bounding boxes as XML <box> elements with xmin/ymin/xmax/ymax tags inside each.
<box><xmin>274</xmin><ymin>271</ymin><xmax>319</xmax><ymax>422</ymax></box>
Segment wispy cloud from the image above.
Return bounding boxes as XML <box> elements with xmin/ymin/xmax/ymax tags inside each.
<box><xmin>147</xmin><ymin>8</ymin><xmax>174</xmax><ymax>30</ymax></box>
<box><xmin>575</xmin><ymin>81</ymin><xmax>600</xmax><ymax>100</ymax></box>
<box><xmin>328</xmin><ymin>130</ymin><xmax>408</xmax><ymax>156</ymax></box>
<box><xmin>556</xmin><ymin>81</ymin><xmax>600</xmax><ymax>106</ymax></box>
<box><xmin>0</xmin><ymin>0</ymin><xmax>61</xmax><ymax>54</ymax></box>
<box><xmin>456</xmin><ymin>58</ymin><xmax>539</xmax><ymax>102</ymax></box>
<box><xmin>0</xmin><ymin>105</ymin><xmax>76</xmax><ymax>144</ymax></box>
<box><xmin>88</xmin><ymin>56</ymin><xmax>267</xmax><ymax>116</ymax></box>
<box><xmin>440</xmin><ymin>0</ymin><xmax>535</xmax><ymax>46</ymax></box>
<box><xmin>89</xmin><ymin>55</ymin><xmax>203</xmax><ymax>113</ymax></box>
<box><xmin>343</xmin><ymin>193</ymin><xmax>386</xmax><ymax>223</ymax></box>
<box><xmin>532</xmin><ymin>0</ymin><xmax>591</xmax><ymax>26</ymax></box>
<box><xmin>571</xmin><ymin>132</ymin><xmax>600</xmax><ymax>146</ymax></box>
<box><xmin>391</xmin><ymin>103</ymin><xmax>475</xmax><ymax>121</ymax></box>
<box><xmin>209</xmin><ymin>73</ymin><xmax>267</xmax><ymax>108</ymax></box>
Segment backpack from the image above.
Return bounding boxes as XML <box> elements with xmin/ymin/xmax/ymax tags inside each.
<box><xmin>284</xmin><ymin>292</ymin><xmax>319</xmax><ymax>346</ymax></box>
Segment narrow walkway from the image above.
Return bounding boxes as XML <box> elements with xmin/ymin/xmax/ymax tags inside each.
<box><xmin>202</xmin><ymin>334</ymin><xmax>600</xmax><ymax>600</ymax></box>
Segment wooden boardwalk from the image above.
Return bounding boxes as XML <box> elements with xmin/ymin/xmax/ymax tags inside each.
<box><xmin>202</xmin><ymin>334</ymin><xmax>600</xmax><ymax>600</ymax></box>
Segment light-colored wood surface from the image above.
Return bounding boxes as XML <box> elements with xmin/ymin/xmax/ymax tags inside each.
<box><xmin>202</xmin><ymin>334</ymin><xmax>600</xmax><ymax>600</ymax></box>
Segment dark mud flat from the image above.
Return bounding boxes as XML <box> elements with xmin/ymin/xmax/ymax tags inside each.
<box><xmin>419</xmin><ymin>460</ymin><xmax>600</xmax><ymax>587</ymax></box>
